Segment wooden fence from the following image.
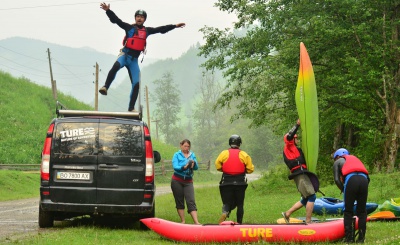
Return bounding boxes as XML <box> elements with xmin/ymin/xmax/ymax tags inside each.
<box><xmin>0</xmin><ymin>161</ymin><xmax>211</xmax><ymax>176</ymax></box>
<box><xmin>0</xmin><ymin>164</ymin><xmax>39</xmax><ymax>171</ymax></box>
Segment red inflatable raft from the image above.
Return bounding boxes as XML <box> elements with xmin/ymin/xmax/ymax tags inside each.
<box><xmin>141</xmin><ymin>218</ymin><xmax>357</xmax><ymax>243</ymax></box>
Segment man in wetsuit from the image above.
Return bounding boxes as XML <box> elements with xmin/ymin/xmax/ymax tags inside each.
<box><xmin>333</xmin><ymin>148</ymin><xmax>369</xmax><ymax>243</ymax></box>
<box><xmin>99</xmin><ymin>2</ymin><xmax>185</xmax><ymax>111</ymax></box>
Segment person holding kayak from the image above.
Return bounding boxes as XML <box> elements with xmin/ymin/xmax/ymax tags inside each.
<box><xmin>215</xmin><ymin>135</ymin><xmax>254</xmax><ymax>224</ymax></box>
<box><xmin>281</xmin><ymin>119</ymin><xmax>317</xmax><ymax>224</ymax></box>
<box><xmin>333</xmin><ymin>148</ymin><xmax>369</xmax><ymax>243</ymax></box>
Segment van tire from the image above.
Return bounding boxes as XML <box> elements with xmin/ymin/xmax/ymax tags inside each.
<box><xmin>39</xmin><ymin>206</ymin><xmax>54</xmax><ymax>228</ymax></box>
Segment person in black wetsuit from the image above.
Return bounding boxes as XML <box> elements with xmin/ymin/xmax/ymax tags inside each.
<box><xmin>333</xmin><ymin>148</ymin><xmax>369</xmax><ymax>243</ymax></box>
<box><xmin>99</xmin><ymin>2</ymin><xmax>185</xmax><ymax>111</ymax></box>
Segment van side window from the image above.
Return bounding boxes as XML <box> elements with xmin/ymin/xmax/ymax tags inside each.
<box><xmin>99</xmin><ymin>124</ymin><xmax>143</xmax><ymax>156</ymax></box>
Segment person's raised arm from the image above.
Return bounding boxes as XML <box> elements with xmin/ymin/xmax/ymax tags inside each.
<box><xmin>100</xmin><ymin>2</ymin><xmax>110</xmax><ymax>11</ymax></box>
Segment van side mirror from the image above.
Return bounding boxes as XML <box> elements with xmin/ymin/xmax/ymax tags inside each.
<box><xmin>153</xmin><ymin>151</ymin><xmax>161</xmax><ymax>163</ymax></box>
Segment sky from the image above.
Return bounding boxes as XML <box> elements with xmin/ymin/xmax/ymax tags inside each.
<box><xmin>0</xmin><ymin>0</ymin><xmax>238</xmax><ymax>60</ymax></box>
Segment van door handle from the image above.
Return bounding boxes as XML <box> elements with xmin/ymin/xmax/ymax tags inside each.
<box><xmin>99</xmin><ymin>164</ymin><xmax>119</xmax><ymax>169</ymax></box>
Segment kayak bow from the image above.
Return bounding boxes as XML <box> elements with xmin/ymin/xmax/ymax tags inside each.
<box><xmin>295</xmin><ymin>42</ymin><xmax>319</xmax><ymax>173</ymax></box>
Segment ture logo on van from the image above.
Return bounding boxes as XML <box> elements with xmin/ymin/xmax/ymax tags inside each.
<box><xmin>60</xmin><ymin>127</ymin><xmax>96</xmax><ymax>142</ymax></box>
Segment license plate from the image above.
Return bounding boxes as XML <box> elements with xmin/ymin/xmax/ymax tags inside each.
<box><xmin>57</xmin><ymin>172</ymin><xmax>91</xmax><ymax>180</ymax></box>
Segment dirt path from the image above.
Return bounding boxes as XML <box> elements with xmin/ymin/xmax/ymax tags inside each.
<box><xmin>0</xmin><ymin>187</ymin><xmax>173</xmax><ymax>242</ymax></box>
<box><xmin>0</xmin><ymin>174</ymin><xmax>261</xmax><ymax>242</ymax></box>
<box><xmin>0</xmin><ymin>197</ymin><xmax>39</xmax><ymax>242</ymax></box>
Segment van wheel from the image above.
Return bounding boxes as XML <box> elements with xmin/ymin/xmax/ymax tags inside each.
<box><xmin>38</xmin><ymin>206</ymin><xmax>54</xmax><ymax>228</ymax></box>
<box><xmin>139</xmin><ymin>203</ymin><xmax>155</xmax><ymax>230</ymax></box>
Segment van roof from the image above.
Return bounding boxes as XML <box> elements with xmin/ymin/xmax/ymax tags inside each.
<box><xmin>57</xmin><ymin>109</ymin><xmax>141</xmax><ymax>120</ymax></box>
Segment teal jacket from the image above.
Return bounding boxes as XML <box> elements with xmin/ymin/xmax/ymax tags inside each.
<box><xmin>172</xmin><ymin>150</ymin><xmax>198</xmax><ymax>180</ymax></box>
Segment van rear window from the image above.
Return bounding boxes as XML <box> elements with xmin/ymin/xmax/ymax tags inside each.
<box><xmin>53</xmin><ymin>122</ymin><xmax>143</xmax><ymax>156</ymax></box>
<box><xmin>54</xmin><ymin>122</ymin><xmax>97</xmax><ymax>155</ymax></box>
<box><xmin>99</xmin><ymin>124</ymin><xmax>143</xmax><ymax>156</ymax></box>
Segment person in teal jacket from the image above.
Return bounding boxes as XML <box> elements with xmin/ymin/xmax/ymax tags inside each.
<box><xmin>171</xmin><ymin>139</ymin><xmax>200</xmax><ymax>224</ymax></box>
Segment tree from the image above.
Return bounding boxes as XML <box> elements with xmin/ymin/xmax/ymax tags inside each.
<box><xmin>192</xmin><ymin>71</ymin><xmax>282</xmax><ymax>169</ymax></box>
<box><xmin>153</xmin><ymin>72</ymin><xmax>182</xmax><ymax>145</ymax></box>
<box><xmin>192</xmin><ymin>72</ymin><xmax>225</xmax><ymax>161</ymax></box>
<box><xmin>199</xmin><ymin>0</ymin><xmax>400</xmax><ymax>172</ymax></box>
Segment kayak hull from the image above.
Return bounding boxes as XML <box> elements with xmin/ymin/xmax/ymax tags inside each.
<box><xmin>295</xmin><ymin>42</ymin><xmax>319</xmax><ymax>173</ymax></box>
<box><xmin>313</xmin><ymin>197</ymin><xmax>378</xmax><ymax>215</ymax></box>
<box><xmin>377</xmin><ymin>198</ymin><xmax>400</xmax><ymax>216</ymax></box>
<box><xmin>141</xmin><ymin>218</ymin><xmax>353</xmax><ymax>243</ymax></box>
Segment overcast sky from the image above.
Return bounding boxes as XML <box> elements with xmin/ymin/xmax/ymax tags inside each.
<box><xmin>0</xmin><ymin>0</ymin><xmax>238</xmax><ymax>59</ymax></box>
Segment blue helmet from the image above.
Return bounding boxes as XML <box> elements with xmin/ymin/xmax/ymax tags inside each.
<box><xmin>333</xmin><ymin>148</ymin><xmax>349</xmax><ymax>159</ymax></box>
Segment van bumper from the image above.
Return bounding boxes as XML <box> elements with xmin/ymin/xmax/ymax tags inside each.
<box><xmin>39</xmin><ymin>199</ymin><xmax>154</xmax><ymax>215</ymax></box>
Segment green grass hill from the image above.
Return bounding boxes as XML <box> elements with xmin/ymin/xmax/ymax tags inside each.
<box><xmin>0</xmin><ymin>71</ymin><xmax>182</xmax><ymax>166</ymax></box>
<box><xmin>0</xmin><ymin>71</ymin><xmax>93</xmax><ymax>164</ymax></box>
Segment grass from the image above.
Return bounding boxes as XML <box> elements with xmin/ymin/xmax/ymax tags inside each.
<box><xmin>0</xmin><ymin>72</ymin><xmax>92</xmax><ymax>164</ymax></box>
<box><xmin>0</xmin><ymin>170</ymin><xmax>40</xmax><ymax>201</ymax></box>
<box><xmin>2</xmin><ymin>170</ymin><xmax>400</xmax><ymax>244</ymax></box>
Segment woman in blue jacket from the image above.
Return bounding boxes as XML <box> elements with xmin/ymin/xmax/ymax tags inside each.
<box><xmin>171</xmin><ymin>139</ymin><xmax>200</xmax><ymax>224</ymax></box>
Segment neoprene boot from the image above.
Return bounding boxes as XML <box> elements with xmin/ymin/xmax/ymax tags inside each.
<box><xmin>356</xmin><ymin>229</ymin><xmax>365</xmax><ymax>243</ymax></box>
<box><xmin>344</xmin><ymin>217</ymin><xmax>356</xmax><ymax>243</ymax></box>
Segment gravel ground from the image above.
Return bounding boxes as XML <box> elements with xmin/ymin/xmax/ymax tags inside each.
<box><xmin>0</xmin><ymin>186</ymin><xmax>172</xmax><ymax>243</ymax></box>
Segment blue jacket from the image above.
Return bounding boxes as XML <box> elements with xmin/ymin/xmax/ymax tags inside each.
<box><xmin>172</xmin><ymin>150</ymin><xmax>198</xmax><ymax>180</ymax></box>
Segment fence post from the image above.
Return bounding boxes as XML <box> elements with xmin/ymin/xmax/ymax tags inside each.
<box><xmin>161</xmin><ymin>160</ymin><xmax>165</xmax><ymax>176</ymax></box>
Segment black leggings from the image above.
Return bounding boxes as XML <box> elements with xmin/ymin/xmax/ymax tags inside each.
<box><xmin>219</xmin><ymin>184</ymin><xmax>248</xmax><ymax>224</ymax></box>
<box><xmin>343</xmin><ymin>175</ymin><xmax>369</xmax><ymax>242</ymax></box>
<box><xmin>104</xmin><ymin>61</ymin><xmax>139</xmax><ymax>111</ymax></box>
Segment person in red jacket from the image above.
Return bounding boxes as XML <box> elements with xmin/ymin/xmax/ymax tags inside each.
<box><xmin>99</xmin><ymin>2</ymin><xmax>185</xmax><ymax>111</ymax></box>
<box><xmin>333</xmin><ymin>148</ymin><xmax>369</xmax><ymax>243</ymax></box>
<box><xmin>281</xmin><ymin>119</ymin><xmax>317</xmax><ymax>224</ymax></box>
<box><xmin>215</xmin><ymin>135</ymin><xmax>254</xmax><ymax>224</ymax></box>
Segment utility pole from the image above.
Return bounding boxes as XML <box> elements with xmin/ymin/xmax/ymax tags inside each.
<box><xmin>151</xmin><ymin>119</ymin><xmax>160</xmax><ymax>140</ymax></box>
<box><xmin>145</xmin><ymin>86</ymin><xmax>150</xmax><ymax>130</ymax></box>
<box><xmin>47</xmin><ymin>48</ymin><xmax>57</xmax><ymax>100</ymax></box>
<box><xmin>94</xmin><ymin>63</ymin><xmax>99</xmax><ymax>110</ymax></box>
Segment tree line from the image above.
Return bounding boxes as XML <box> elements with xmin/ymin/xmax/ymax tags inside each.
<box><xmin>151</xmin><ymin>1</ymin><xmax>400</xmax><ymax>178</ymax></box>
<box><xmin>151</xmin><ymin>71</ymin><xmax>283</xmax><ymax>172</ymax></box>
<box><xmin>198</xmin><ymin>0</ymin><xmax>400</xmax><ymax>173</ymax></box>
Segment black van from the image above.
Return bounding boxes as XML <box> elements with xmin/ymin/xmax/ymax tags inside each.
<box><xmin>39</xmin><ymin>109</ymin><xmax>160</xmax><ymax>228</ymax></box>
